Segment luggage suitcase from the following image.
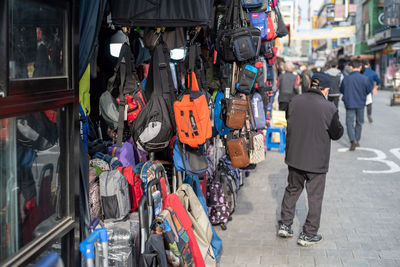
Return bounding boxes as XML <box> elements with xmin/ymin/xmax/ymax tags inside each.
<box><xmin>90</xmin><ymin>196</ymin><xmax>150</xmax><ymax>267</ymax></box>
<box><xmin>80</xmin><ymin>228</ymin><xmax>109</xmax><ymax>267</ymax></box>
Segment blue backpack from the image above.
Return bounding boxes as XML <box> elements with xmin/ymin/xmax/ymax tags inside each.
<box><xmin>241</xmin><ymin>0</ymin><xmax>263</xmax><ymax>9</ymax></box>
<box><xmin>214</xmin><ymin>91</ymin><xmax>232</xmax><ymax>136</ymax></box>
<box><xmin>250</xmin><ymin>92</ymin><xmax>266</xmax><ymax>130</ymax></box>
<box><xmin>249</xmin><ymin>12</ymin><xmax>267</xmax><ymax>40</ymax></box>
<box><xmin>173</xmin><ymin>139</ymin><xmax>208</xmax><ymax>176</ymax></box>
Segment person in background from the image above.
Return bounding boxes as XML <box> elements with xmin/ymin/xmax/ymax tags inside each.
<box><xmin>300</xmin><ymin>65</ymin><xmax>312</xmax><ymax>93</ymax></box>
<box><xmin>362</xmin><ymin>60</ymin><xmax>381</xmax><ymax>123</ymax></box>
<box><xmin>277</xmin><ymin>62</ymin><xmax>300</xmax><ymax>111</ymax></box>
<box><xmin>325</xmin><ymin>60</ymin><xmax>343</xmax><ymax>108</ymax></box>
<box><xmin>342</xmin><ymin>60</ymin><xmax>352</xmax><ymax>76</ymax></box>
<box><xmin>340</xmin><ymin>60</ymin><xmax>373</xmax><ymax>151</ymax></box>
<box><xmin>277</xmin><ymin>72</ymin><xmax>343</xmax><ymax>246</ymax></box>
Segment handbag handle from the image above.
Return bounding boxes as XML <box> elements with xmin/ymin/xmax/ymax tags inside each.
<box><xmin>247</xmin><ymin>94</ymin><xmax>257</xmax><ymax>130</ymax></box>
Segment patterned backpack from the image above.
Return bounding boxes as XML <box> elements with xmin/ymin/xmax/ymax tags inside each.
<box><xmin>206</xmin><ymin>170</ymin><xmax>230</xmax><ymax>230</ymax></box>
<box><xmin>88</xmin><ymin>167</ymin><xmax>102</xmax><ymax>221</ymax></box>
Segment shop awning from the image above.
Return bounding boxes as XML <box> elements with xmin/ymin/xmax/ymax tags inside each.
<box><xmin>368</xmin><ymin>43</ymin><xmax>387</xmax><ymax>52</ymax></box>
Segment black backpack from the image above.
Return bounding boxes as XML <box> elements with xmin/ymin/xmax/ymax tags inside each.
<box><xmin>328</xmin><ymin>74</ymin><xmax>341</xmax><ymax>95</ymax></box>
<box><xmin>131</xmin><ymin>44</ymin><xmax>174</xmax><ymax>152</ymax></box>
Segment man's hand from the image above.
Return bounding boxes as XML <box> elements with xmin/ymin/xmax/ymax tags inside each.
<box><xmin>373</xmin><ymin>85</ymin><xmax>378</xmax><ymax>95</ymax></box>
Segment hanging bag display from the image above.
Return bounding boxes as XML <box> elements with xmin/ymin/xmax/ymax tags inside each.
<box><xmin>131</xmin><ymin>44</ymin><xmax>174</xmax><ymax>152</ymax></box>
<box><xmin>174</xmin><ymin>45</ymin><xmax>212</xmax><ymax>148</ymax></box>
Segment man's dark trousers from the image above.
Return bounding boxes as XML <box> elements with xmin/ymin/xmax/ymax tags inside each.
<box><xmin>279</xmin><ymin>166</ymin><xmax>326</xmax><ymax>237</ymax></box>
<box><xmin>346</xmin><ymin>108</ymin><xmax>364</xmax><ymax>142</ymax></box>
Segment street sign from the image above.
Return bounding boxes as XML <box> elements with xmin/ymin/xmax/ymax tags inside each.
<box><xmin>293</xmin><ymin>26</ymin><xmax>356</xmax><ymax>40</ymax></box>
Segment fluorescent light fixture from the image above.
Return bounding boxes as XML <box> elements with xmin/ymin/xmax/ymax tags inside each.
<box><xmin>110</xmin><ymin>30</ymin><xmax>129</xmax><ymax>57</ymax></box>
<box><xmin>170</xmin><ymin>47</ymin><xmax>186</xmax><ymax>61</ymax></box>
<box><xmin>110</xmin><ymin>43</ymin><xmax>123</xmax><ymax>57</ymax></box>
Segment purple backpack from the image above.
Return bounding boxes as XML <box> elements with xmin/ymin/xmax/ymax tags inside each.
<box><xmin>250</xmin><ymin>92</ymin><xmax>266</xmax><ymax>130</ymax></box>
<box><xmin>108</xmin><ymin>138</ymin><xmax>147</xmax><ymax>167</ymax></box>
<box><xmin>108</xmin><ymin>142</ymin><xmax>136</xmax><ymax>167</ymax></box>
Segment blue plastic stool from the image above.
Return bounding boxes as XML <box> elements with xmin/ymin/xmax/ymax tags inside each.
<box><xmin>266</xmin><ymin>127</ymin><xmax>286</xmax><ymax>154</ymax></box>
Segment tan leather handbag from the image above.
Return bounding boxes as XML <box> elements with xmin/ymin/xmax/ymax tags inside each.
<box><xmin>225</xmin><ymin>97</ymin><xmax>248</xmax><ymax>129</ymax></box>
<box><xmin>226</xmin><ymin>137</ymin><xmax>250</xmax><ymax>168</ymax></box>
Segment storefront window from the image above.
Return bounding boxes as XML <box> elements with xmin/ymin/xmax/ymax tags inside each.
<box><xmin>0</xmin><ymin>109</ymin><xmax>62</xmax><ymax>262</ymax></box>
<box><xmin>9</xmin><ymin>0</ymin><xmax>66</xmax><ymax>79</ymax></box>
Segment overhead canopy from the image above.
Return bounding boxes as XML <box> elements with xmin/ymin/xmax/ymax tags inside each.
<box><xmin>291</xmin><ymin>26</ymin><xmax>356</xmax><ymax>41</ymax></box>
<box><xmin>110</xmin><ymin>0</ymin><xmax>214</xmax><ymax>27</ymax></box>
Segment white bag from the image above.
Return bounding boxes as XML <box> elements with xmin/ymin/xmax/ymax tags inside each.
<box><xmin>366</xmin><ymin>93</ymin><xmax>373</xmax><ymax>105</ymax></box>
<box><xmin>249</xmin><ymin>133</ymin><xmax>265</xmax><ymax>164</ymax></box>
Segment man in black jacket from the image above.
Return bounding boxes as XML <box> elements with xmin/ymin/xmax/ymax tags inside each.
<box><xmin>277</xmin><ymin>72</ymin><xmax>344</xmax><ymax>247</ymax></box>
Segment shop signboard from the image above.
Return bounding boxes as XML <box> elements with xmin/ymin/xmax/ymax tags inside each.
<box><xmin>392</xmin><ymin>42</ymin><xmax>400</xmax><ymax>50</ymax></box>
<box><xmin>326</xmin><ymin>4</ymin><xmax>335</xmax><ymax>21</ymax></box>
<box><xmin>349</xmin><ymin>4</ymin><xmax>357</xmax><ymax>14</ymax></box>
<box><xmin>334</xmin><ymin>4</ymin><xmax>346</xmax><ymax>21</ymax></box>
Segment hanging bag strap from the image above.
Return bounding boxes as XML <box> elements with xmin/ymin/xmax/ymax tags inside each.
<box><xmin>247</xmin><ymin>94</ymin><xmax>257</xmax><ymax>130</ymax></box>
<box><xmin>106</xmin><ymin>43</ymin><xmax>129</xmax><ymax>93</ymax></box>
<box><xmin>232</xmin><ymin>0</ymin><xmax>240</xmax><ymax>29</ymax></box>
<box><xmin>116</xmin><ymin>44</ymin><xmax>131</xmax><ymax>147</ymax></box>
<box><xmin>224</xmin><ymin>0</ymin><xmax>235</xmax><ymax>29</ymax></box>
<box><xmin>239</xmin><ymin>0</ymin><xmax>248</xmax><ymax>28</ymax></box>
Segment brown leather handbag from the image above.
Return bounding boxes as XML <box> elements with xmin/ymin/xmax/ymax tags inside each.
<box><xmin>225</xmin><ymin>97</ymin><xmax>248</xmax><ymax>129</ymax></box>
<box><xmin>226</xmin><ymin>136</ymin><xmax>250</xmax><ymax>168</ymax></box>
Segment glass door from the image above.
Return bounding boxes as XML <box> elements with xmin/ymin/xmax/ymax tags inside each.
<box><xmin>0</xmin><ymin>0</ymin><xmax>79</xmax><ymax>266</ymax></box>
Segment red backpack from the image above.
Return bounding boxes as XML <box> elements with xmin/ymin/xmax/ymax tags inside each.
<box><xmin>117</xmin><ymin>166</ymin><xmax>144</xmax><ymax>212</ymax></box>
<box><xmin>106</xmin><ymin>43</ymin><xmax>146</xmax><ymax>146</ymax></box>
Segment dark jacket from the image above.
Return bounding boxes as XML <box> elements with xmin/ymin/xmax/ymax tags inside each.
<box><xmin>278</xmin><ymin>72</ymin><xmax>299</xmax><ymax>103</ymax></box>
<box><xmin>285</xmin><ymin>89</ymin><xmax>344</xmax><ymax>173</ymax></box>
<box><xmin>363</xmin><ymin>68</ymin><xmax>381</xmax><ymax>87</ymax></box>
<box><xmin>325</xmin><ymin>68</ymin><xmax>343</xmax><ymax>96</ymax></box>
<box><xmin>340</xmin><ymin>71</ymin><xmax>373</xmax><ymax>109</ymax></box>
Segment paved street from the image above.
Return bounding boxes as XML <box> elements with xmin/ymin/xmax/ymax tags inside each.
<box><xmin>216</xmin><ymin>90</ymin><xmax>400</xmax><ymax>267</ymax></box>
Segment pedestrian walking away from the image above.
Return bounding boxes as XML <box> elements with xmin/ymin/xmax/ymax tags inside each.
<box><xmin>362</xmin><ymin>60</ymin><xmax>381</xmax><ymax>123</ymax></box>
<box><xmin>278</xmin><ymin>72</ymin><xmax>344</xmax><ymax>247</ymax></box>
<box><xmin>325</xmin><ymin>60</ymin><xmax>343</xmax><ymax>109</ymax></box>
<box><xmin>340</xmin><ymin>59</ymin><xmax>373</xmax><ymax>151</ymax></box>
<box><xmin>277</xmin><ymin>62</ymin><xmax>300</xmax><ymax>112</ymax></box>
